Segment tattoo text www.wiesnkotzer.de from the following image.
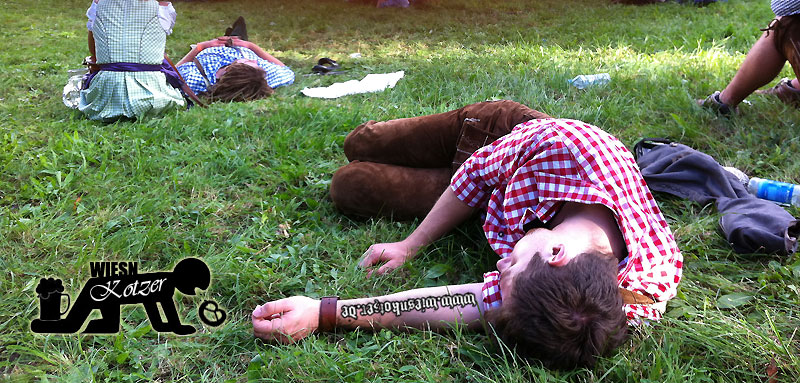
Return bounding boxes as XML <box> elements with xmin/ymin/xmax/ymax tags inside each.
<box><xmin>340</xmin><ymin>293</ymin><xmax>477</xmax><ymax>320</ymax></box>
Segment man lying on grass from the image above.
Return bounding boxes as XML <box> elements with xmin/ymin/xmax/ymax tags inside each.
<box><xmin>252</xmin><ymin>101</ymin><xmax>683</xmax><ymax>369</ymax></box>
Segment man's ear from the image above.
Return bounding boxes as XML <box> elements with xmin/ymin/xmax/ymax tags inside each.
<box><xmin>547</xmin><ymin>244</ymin><xmax>570</xmax><ymax>267</ymax></box>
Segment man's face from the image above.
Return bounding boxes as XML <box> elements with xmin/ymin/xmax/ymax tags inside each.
<box><xmin>496</xmin><ymin>228</ymin><xmax>590</xmax><ymax>301</ymax></box>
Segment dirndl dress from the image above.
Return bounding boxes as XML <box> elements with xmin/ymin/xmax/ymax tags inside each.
<box><xmin>78</xmin><ymin>0</ymin><xmax>184</xmax><ymax>121</ymax></box>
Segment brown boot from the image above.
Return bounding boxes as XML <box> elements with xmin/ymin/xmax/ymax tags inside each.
<box><xmin>755</xmin><ymin>78</ymin><xmax>800</xmax><ymax>107</ymax></box>
<box><xmin>330</xmin><ymin>161</ymin><xmax>450</xmax><ymax>220</ymax></box>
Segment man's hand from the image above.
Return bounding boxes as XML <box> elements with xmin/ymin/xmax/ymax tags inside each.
<box><xmin>358</xmin><ymin>241</ymin><xmax>418</xmax><ymax>276</ymax></box>
<box><xmin>252</xmin><ymin>297</ymin><xmax>319</xmax><ymax>343</ymax></box>
<box><xmin>197</xmin><ymin>38</ymin><xmax>227</xmax><ymax>51</ymax></box>
<box><xmin>214</xmin><ymin>36</ymin><xmax>250</xmax><ymax>48</ymax></box>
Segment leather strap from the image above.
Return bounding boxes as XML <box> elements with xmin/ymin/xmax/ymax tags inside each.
<box><xmin>163</xmin><ymin>54</ymin><xmax>207</xmax><ymax>108</ymax></box>
<box><xmin>619</xmin><ymin>288</ymin><xmax>655</xmax><ymax>305</ymax></box>
<box><xmin>317</xmin><ymin>296</ymin><xmax>339</xmax><ymax>333</ymax></box>
<box><xmin>193</xmin><ymin>57</ymin><xmax>213</xmax><ymax>90</ymax></box>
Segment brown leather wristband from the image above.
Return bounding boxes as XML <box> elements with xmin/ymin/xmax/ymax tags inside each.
<box><xmin>317</xmin><ymin>296</ymin><xmax>339</xmax><ymax>333</ymax></box>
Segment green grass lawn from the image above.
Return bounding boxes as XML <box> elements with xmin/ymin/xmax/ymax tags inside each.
<box><xmin>1</xmin><ymin>0</ymin><xmax>799</xmax><ymax>381</ymax></box>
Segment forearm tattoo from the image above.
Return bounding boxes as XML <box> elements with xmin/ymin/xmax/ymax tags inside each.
<box><xmin>340</xmin><ymin>293</ymin><xmax>478</xmax><ymax>320</ymax></box>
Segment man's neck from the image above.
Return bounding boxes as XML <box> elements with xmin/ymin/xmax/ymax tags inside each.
<box><xmin>552</xmin><ymin>202</ymin><xmax>628</xmax><ymax>261</ymax></box>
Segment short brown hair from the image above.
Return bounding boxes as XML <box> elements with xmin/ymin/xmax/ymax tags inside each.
<box><xmin>486</xmin><ymin>252</ymin><xmax>628</xmax><ymax>370</ymax></box>
<box><xmin>201</xmin><ymin>62</ymin><xmax>274</xmax><ymax>103</ymax></box>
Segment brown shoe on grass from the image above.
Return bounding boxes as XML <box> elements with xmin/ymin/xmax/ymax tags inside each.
<box><xmin>755</xmin><ymin>78</ymin><xmax>800</xmax><ymax>107</ymax></box>
<box><xmin>697</xmin><ymin>91</ymin><xmax>735</xmax><ymax>116</ymax></box>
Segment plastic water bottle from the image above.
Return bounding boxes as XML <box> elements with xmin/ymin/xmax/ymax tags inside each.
<box><xmin>62</xmin><ymin>68</ymin><xmax>88</xmax><ymax>109</ymax></box>
<box><xmin>747</xmin><ymin>177</ymin><xmax>800</xmax><ymax>206</ymax></box>
<box><xmin>568</xmin><ymin>73</ymin><xmax>611</xmax><ymax>89</ymax></box>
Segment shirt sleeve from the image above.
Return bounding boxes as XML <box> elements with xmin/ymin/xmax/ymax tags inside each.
<box><xmin>450</xmin><ymin>144</ymin><xmax>496</xmax><ymax>209</ymax></box>
<box><xmin>624</xmin><ymin>303</ymin><xmax>664</xmax><ymax>325</ymax></box>
<box><xmin>449</xmin><ymin>127</ymin><xmax>530</xmax><ymax>208</ymax></box>
<box><xmin>481</xmin><ymin>271</ymin><xmax>503</xmax><ymax>311</ymax></box>
<box><xmin>260</xmin><ymin>61</ymin><xmax>295</xmax><ymax>89</ymax></box>
<box><xmin>86</xmin><ymin>1</ymin><xmax>98</xmax><ymax>31</ymax></box>
<box><xmin>157</xmin><ymin>2</ymin><xmax>177</xmax><ymax>35</ymax></box>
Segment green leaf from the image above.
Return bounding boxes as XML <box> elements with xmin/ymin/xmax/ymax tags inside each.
<box><xmin>717</xmin><ymin>293</ymin><xmax>753</xmax><ymax>309</ymax></box>
<box><xmin>131</xmin><ymin>324</ymin><xmax>152</xmax><ymax>338</ymax></box>
<box><xmin>116</xmin><ymin>352</ymin><xmax>129</xmax><ymax>364</ymax></box>
<box><xmin>246</xmin><ymin>354</ymin><xmax>264</xmax><ymax>382</ymax></box>
<box><xmin>398</xmin><ymin>365</ymin><xmax>417</xmax><ymax>373</ymax></box>
<box><xmin>425</xmin><ymin>264</ymin><xmax>449</xmax><ymax>279</ymax></box>
<box><xmin>666</xmin><ymin>305</ymin><xmax>696</xmax><ymax>318</ymax></box>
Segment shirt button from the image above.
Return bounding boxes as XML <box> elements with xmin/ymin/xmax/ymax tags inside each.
<box><xmin>498</xmin><ymin>232</ymin><xmax>504</xmax><ymax>237</ymax></box>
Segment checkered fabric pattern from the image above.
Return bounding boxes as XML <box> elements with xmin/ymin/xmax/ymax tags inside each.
<box><xmin>481</xmin><ymin>271</ymin><xmax>501</xmax><ymax>312</ymax></box>
<box><xmin>772</xmin><ymin>0</ymin><xmax>800</xmax><ymax>17</ymax></box>
<box><xmin>87</xmin><ymin>0</ymin><xmax>175</xmax><ymax>35</ymax></box>
<box><xmin>176</xmin><ymin>46</ymin><xmax>295</xmax><ymax>95</ymax></box>
<box><xmin>79</xmin><ymin>0</ymin><xmax>184</xmax><ymax>120</ymax></box>
<box><xmin>452</xmin><ymin>119</ymin><xmax>683</xmax><ymax>323</ymax></box>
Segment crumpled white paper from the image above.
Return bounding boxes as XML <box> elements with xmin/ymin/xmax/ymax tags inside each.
<box><xmin>301</xmin><ymin>71</ymin><xmax>405</xmax><ymax>99</ymax></box>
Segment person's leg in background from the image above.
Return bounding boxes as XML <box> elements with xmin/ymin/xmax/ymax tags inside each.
<box><xmin>754</xmin><ymin>15</ymin><xmax>800</xmax><ymax>106</ymax></box>
<box><xmin>700</xmin><ymin>16</ymin><xmax>800</xmax><ymax>112</ymax></box>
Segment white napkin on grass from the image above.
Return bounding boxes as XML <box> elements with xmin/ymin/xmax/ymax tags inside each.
<box><xmin>301</xmin><ymin>71</ymin><xmax>405</xmax><ymax>99</ymax></box>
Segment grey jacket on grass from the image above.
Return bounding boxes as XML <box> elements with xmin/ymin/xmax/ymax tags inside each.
<box><xmin>635</xmin><ymin>141</ymin><xmax>799</xmax><ymax>255</ymax></box>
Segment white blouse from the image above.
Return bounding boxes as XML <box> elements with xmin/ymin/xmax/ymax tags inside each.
<box><xmin>86</xmin><ymin>0</ymin><xmax>177</xmax><ymax>35</ymax></box>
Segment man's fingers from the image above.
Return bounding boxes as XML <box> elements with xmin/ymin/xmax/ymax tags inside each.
<box><xmin>253</xmin><ymin>298</ymin><xmax>294</xmax><ymax>319</ymax></box>
<box><xmin>358</xmin><ymin>247</ymin><xmax>377</xmax><ymax>268</ymax></box>
<box><xmin>376</xmin><ymin>260</ymin><xmax>400</xmax><ymax>275</ymax></box>
<box><xmin>253</xmin><ymin>312</ymin><xmax>282</xmax><ymax>335</ymax></box>
<box><xmin>253</xmin><ymin>313</ymin><xmax>298</xmax><ymax>344</ymax></box>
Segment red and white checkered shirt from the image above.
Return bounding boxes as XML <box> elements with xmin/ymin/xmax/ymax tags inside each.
<box><xmin>451</xmin><ymin>119</ymin><xmax>683</xmax><ymax>323</ymax></box>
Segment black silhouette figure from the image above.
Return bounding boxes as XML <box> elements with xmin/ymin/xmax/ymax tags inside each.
<box><xmin>31</xmin><ymin>258</ymin><xmax>211</xmax><ymax>335</ymax></box>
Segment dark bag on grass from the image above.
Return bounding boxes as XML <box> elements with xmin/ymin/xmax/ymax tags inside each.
<box><xmin>634</xmin><ymin>139</ymin><xmax>799</xmax><ymax>255</ymax></box>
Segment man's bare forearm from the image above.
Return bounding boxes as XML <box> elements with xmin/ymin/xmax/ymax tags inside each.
<box><xmin>404</xmin><ymin>187</ymin><xmax>475</xmax><ymax>250</ymax></box>
<box><xmin>243</xmin><ymin>42</ymin><xmax>285</xmax><ymax>66</ymax></box>
<box><xmin>336</xmin><ymin>283</ymin><xmax>484</xmax><ymax>331</ymax></box>
<box><xmin>176</xmin><ymin>44</ymin><xmax>205</xmax><ymax>66</ymax></box>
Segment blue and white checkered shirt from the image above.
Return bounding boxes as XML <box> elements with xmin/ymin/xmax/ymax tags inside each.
<box><xmin>176</xmin><ymin>46</ymin><xmax>295</xmax><ymax>94</ymax></box>
<box><xmin>772</xmin><ymin>0</ymin><xmax>800</xmax><ymax>17</ymax></box>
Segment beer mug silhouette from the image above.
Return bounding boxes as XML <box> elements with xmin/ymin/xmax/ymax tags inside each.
<box><xmin>36</xmin><ymin>278</ymin><xmax>71</xmax><ymax>321</ymax></box>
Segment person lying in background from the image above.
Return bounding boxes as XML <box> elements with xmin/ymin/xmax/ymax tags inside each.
<box><xmin>175</xmin><ymin>18</ymin><xmax>294</xmax><ymax>103</ymax></box>
<box><xmin>79</xmin><ymin>0</ymin><xmax>185</xmax><ymax>121</ymax></box>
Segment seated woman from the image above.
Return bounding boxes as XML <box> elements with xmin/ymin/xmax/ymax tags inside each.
<box><xmin>79</xmin><ymin>0</ymin><xmax>185</xmax><ymax>121</ymax></box>
<box><xmin>175</xmin><ymin>22</ymin><xmax>295</xmax><ymax>103</ymax></box>
<box><xmin>698</xmin><ymin>2</ymin><xmax>800</xmax><ymax>114</ymax></box>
